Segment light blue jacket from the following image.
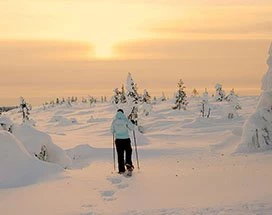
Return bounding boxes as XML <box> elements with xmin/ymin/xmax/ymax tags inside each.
<box><xmin>111</xmin><ymin>112</ymin><xmax>134</xmax><ymax>139</ymax></box>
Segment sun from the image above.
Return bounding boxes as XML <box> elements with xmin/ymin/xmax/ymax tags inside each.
<box><xmin>89</xmin><ymin>39</ymin><xmax>116</xmax><ymax>60</ymax></box>
<box><xmin>94</xmin><ymin>45</ymin><xmax>113</xmax><ymax>59</ymax></box>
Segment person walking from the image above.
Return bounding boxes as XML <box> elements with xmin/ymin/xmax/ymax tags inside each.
<box><xmin>111</xmin><ymin>109</ymin><xmax>134</xmax><ymax>174</ymax></box>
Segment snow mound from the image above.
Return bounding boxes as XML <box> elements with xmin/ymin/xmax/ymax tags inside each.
<box><xmin>87</xmin><ymin>116</ymin><xmax>108</xmax><ymax>123</ymax></box>
<box><xmin>0</xmin><ymin>131</ymin><xmax>62</xmax><ymax>188</ymax></box>
<box><xmin>49</xmin><ymin>115</ymin><xmax>78</xmax><ymax>126</ymax></box>
<box><xmin>66</xmin><ymin>144</ymin><xmax>94</xmax><ymax>160</ymax></box>
<box><xmin>12</xmin><ymin>124</ymin><xmax>72</xmax><ymax>168</ymax></box>
<box><xmin>0</xmin><ymin>115</ymin><xmax>13</xmax><ymax>127</ymax></box>
<box><xmin>0</xmin><ymin>115</ymin><xmax>13</xmax><ymax>132</ymax></box>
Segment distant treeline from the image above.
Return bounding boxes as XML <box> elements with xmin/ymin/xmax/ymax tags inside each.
<box><xmin>0</xmin><ymin>106</ymin><xmax>18</xmax><ymax>113</ymax></box>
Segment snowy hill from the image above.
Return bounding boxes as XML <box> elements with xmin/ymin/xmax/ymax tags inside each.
<box><xmin>1</xmin><ymin>96</ymin><xmax>272</xmax><ymax>214</ymax></box>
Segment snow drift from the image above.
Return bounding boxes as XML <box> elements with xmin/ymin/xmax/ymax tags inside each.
<box><xmin>0</xmin><ymin>131</ymin><xmax>63</xmax><ymax>188</ymax></box>
<box><xmin>49</xmin><ymin>115</ymin><xmax>78</xmax><ymax>126</ymax></box>
<box><xmin>12</xmin><ymin>124</ymin><xmax>72</xmax><ymax>169</ymax></box>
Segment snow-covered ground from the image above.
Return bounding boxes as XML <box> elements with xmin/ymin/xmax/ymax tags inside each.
<box><xmin>1</xmin><ymin>96</ymin><xmax>272</xmax><ymax>215</ymax></box>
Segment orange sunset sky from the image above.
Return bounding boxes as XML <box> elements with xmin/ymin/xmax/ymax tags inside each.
<box><xmin>0</xmin><ymin>0</ymin><xmax>271</xmax><ymax>105</ymax></box>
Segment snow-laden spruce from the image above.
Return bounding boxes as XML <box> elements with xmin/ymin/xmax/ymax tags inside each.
<box><xmin>192</xmin><ymin>88</ymin><xmax>199</xmax><ymax>97</ymax></box>
<box><xmin>172</xmin><ymin>79</ymin><xmax>188</xmax><ymax>110</ymax></box>
<box><xmin>215</xmin><ymin>83</ymin><xmax>226</xmax><ymax>102</ymax></box>
<box><xmin>141</xmin><ymin>89</ymin><xmax>152</xmax><ymax>116</ymax></box>
<box><xmin>120</xmin><ymin>84</ymin><xmax>126</xmax><ymax>104</ymax></box>
<box><xmin>19</xmin><ymin>96</ymin><xmax>31</xmax><ymax>123</ymax></box>
<box><xmin>200</xmin><ymin>88</ymin><xmax>211</xmax><ymax>118</ymax></box>
<box><xmin>226</xmin><ymin>89</ymin><xmax>241</xmax><ymax>119</ymax></box>
<box><xmin>126</xmin><ymin>73</ymin><xmax>140</xmax><ymax>124</ymax></box>
<box><xmin>160</xmin><ymin>92</ymin><xmax>167</xmax><ymax>101</ymax></box>
<box><xmin>113</xmin><ymin>88</ymin><xmax>121</xmax><ymax>104</ymax></box>
<box><xmin>126</xmin><ymin>73</ymin><xmax>140</xmax><ymax>104</ymax></box>
<box><xmin>237</xmin><ymin>43</ymin><xmax>272</xmax><ymax>152</ymax></box>
<box><xmin>112</xmin><ymin>85</ymin><xmax>126</xmax><ymax>104</ymax></box>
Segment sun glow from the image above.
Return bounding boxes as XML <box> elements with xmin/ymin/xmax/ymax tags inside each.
<box><xmin>94</xmin><ymin>45</ymin><xmax>113</xmax><ymax>59</ymax></box>
<box><xmin>91</xmin><ymin>39</ymin><xmax>115</xmax><ymax>59</ymax></box>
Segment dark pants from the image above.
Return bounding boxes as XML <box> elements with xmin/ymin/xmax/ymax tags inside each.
<box><xmin>115</xmin><ymin>138</ymin><xmax>133</xmax><ymax>173</ymax></box>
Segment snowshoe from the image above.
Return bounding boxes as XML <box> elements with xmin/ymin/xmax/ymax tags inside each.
<box><xmin>125</xmin><ymin>164</ymin><xmax>134</xmax><ymax>177</ymax></box>
<box><xmin>125</xmin><ymin>164</ymin><xmax>134</xmax><ymax>172</ymax></box>
<box><xmin>126</xmin><ymin>170</ymin><xmax>133</xmax><ymax>177</ymax></box>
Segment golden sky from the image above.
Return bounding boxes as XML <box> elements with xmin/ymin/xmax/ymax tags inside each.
<box><xmin>0</xmin><ymin>0</ymin><xmax>272</xmax><ymax>104</ymax></box>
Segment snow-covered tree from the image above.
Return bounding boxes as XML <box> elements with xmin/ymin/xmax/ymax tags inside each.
<box><xmin>200</xmin><ymin>88</ymin><xmax>211</xmax><ymax>118</ymax></box>
<box><xmin>160</xmin><ymin>92</ymin><xmax>167</xmax><ymax>102</ymax></box>
<box><xmin>172</xmin><ymin>79</ymin><xmax>188</xmax><ymax>110</ymax></box>
<box><xmin>67</xmin><ymin>97</ymin><xmax>72</xmax><ymax>107</ymax></box>
<box><xmin>126</xmin><ymin>73</ymin><xmax>140</xmax><ymax>124</ymax></box>
<box><xmin>141</xmin><ymin>89</ymin><xmax>152</xmax><ymax>116</ymax></box>
<box><xmin>192</xmin><ymin>88</ymin><xmax>199</xmax><ymax>97</ymax></box>
<box><xmin>128</xmin><ymin>106</ymin><xmax>138</xmax><ymax>125</ymax></box>
<box><xmin>215</xmin><ymin>83</ymin><xmax>226</xmax><ymax>102</ymax></box>
<box><xmin>19</xmin><ymin>97</ymin><xmax>30</xmax><ymax>123</ymax></box>
<box><xmin>226</xmin><ymin>89</ymin><xmax>241</xmax><ymax>119</ymax></box>
<box><xmin>88</xmin><ymin>96</ymin><xmax>96</xmax><ymax>106</ymax></box>
<box><xmin>126</xmin><ymin>73</ymin><xmax>140</xmax><ymax>105</ymax></box>
<box><xmin>50</xmin><ymin>100</ymin><xmax>55</xmax><ymax>108</ymax></box>
<box><xmin>142</xmin><ymin>89</ymin><xmax>151</xmax><ymax>103</ymax></box>
<box><xmin>237</xmin><ymin>43</ymin><xmax>272</xmax><ymax>151</ymax></box>
<box><xmin>61</xmin><ymin>98</ymin><xmax>65</xmax><ymax>104</ymax></box>
<box><xmin>71</xmin><ymin>96</ymin><xmax>77</xmax><ymax>103</ymax></box>
<box><xmin>113</xmin><ymin>88</ymin><xmax>121</xmax><ymax>104</ymax></box>
<box><xmin>120</xmin><ymin>84</ymin><xmax>126</xmax><ymax>103</ymax></box>
<box><xmin>113</xmin><ymin>85</ymin><xmax>126</xmax><ymax>104</ymax></box>
<box><xmin>35</xmin><ymin>145</ymin><xmax>48</xmax><ymax>161</ymax></box>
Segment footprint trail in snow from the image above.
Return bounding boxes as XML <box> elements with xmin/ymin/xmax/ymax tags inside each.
<box><xmin>100</xmin><ymin>174</ymin><xmax>131</xmax><ymax>201</ymax></box>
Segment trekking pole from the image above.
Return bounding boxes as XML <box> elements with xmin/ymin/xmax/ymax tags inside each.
<box><xmin>133</xmin><ymin>129</ymin><xmax>140</xmax><ymax>170</ymax></box>
<box><xmin>112</xmin><ymin>134</ymin><xmax>116</xmax><ymax>171</ymax></box>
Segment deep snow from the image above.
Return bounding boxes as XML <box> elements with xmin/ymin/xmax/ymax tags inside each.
<box><xmin>1</xmin><ymin>96</ymin><xmax>272</xmax><ymax>215</ymax></box>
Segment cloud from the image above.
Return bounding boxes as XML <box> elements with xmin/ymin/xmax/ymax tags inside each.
<box><xmin>142</xmin><ymin>4</ymin><xmax>272</xmax><ymax>40</ymax></box>
<box><xmin>114</xmin><ymin>39</ymin><xmax>271</xmax><ymax>60</ymax></box>
<box><xmin>149</xmin><ymin>21</ymin><xmax>272</xmax><ymax>37</ymax></box>
<box><xmin>0</xmin><ymin>40</ymin><xmax>94</xmax><ymax>62</ymax></box>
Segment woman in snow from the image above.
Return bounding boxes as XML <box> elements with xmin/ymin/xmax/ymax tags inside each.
<box><xmin>111</xmin><ymin>109</ymin><xmax>134</xmax><ymax>174</ymax></box>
